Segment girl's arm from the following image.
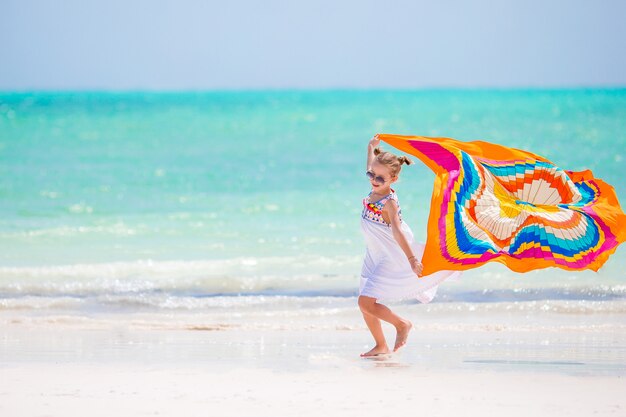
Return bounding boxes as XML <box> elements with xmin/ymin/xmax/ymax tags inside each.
<box><xmin>385</xmin><ymin>200</ymin><xmax>424</xmax><ymax>277</ymax></box>
<box><xmin>367</xmin><ymin>134</ymin><xmax>380</xmax><ymax>171</ymax></box>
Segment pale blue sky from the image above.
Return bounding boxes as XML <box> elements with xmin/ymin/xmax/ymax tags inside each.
<box><xmin>1</xmin><ymin>0</ymin><xmax>625</xmax><ymax>90</ymax></box>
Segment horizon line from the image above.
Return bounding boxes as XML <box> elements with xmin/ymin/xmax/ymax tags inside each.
<box><xmin>2</xmin><ymin>85</ymin><xmax>626</xmax><ymax>95</ymax></box>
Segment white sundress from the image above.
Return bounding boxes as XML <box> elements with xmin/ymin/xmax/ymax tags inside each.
<box><xmin>360</xmin><ymin>188</ymin><xmax>461</xmax><ymax>303</ymax></box>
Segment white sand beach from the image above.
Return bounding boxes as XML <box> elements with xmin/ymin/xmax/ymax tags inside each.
<box><xmin>3</xmin><ymin>359</ymin><xmax>625</xmax><ymax>417</ymax></box>
<box><xmin>2</xmin><ymin>300</ymin><xmax>625</xmax><ymax>417</ymax></box>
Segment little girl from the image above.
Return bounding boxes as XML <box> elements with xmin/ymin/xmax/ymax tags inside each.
<box><xmin>359</xmin><ymin>134</ymin><xmax>459</xmax><ymax>357</ymax></box>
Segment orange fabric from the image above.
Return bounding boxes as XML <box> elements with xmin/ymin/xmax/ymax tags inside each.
<box><xmin>378</xmin><ymin>134</ymin><xmax>626</xmax><ymax>275</ymax></box>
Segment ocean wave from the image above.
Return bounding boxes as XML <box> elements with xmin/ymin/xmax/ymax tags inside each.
<box><xmin>0</xmin><ymin>223</ymin><xmax>142</xmax><ymax>238</ymax></box>
<box><xmin>1</xmin><ymin>257</ymin><xmax>625</xmax><ymax>304</ymax></box>
<box><xmin>4</xmin><ymin>299</ymin><xmax>626</xmax><ymax>332</ymax></box>
<box><xmin>0</xmin><ymin>255</ymin><xmax>362</xmax><ymax>296</ymax></box>
<box><xmin>3</xmin><ymin>293</ymin><xmax>626</xmax><ymax>319</ymax></box>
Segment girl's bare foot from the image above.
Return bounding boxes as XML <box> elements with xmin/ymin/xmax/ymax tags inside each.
<box><xmin>360</xmin><ymin>344</ymin><xmax>390</xmax><ymax>357</ymax></box>
<box><xmin>393</xmin><ymin>320</ymin><xmax>413</xmax><ymax>352</ymax></box>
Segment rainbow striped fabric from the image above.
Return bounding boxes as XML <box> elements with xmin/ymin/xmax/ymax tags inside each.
<box><xmin>379</xmin><ymin>134</ymin><xmax>626</xmax><ymax>276</ymax></box>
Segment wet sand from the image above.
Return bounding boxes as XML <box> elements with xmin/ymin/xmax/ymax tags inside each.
<box><xmin>2</xmin><ymin>305</ymin><xmax>625</xmax><ymax>416</ymax></box>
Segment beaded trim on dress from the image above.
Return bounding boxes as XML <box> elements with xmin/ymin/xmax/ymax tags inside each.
<box><xmin>361</xmin><ymin>189</ymin><xmax>402</xmax><ymax>226</ymax></box>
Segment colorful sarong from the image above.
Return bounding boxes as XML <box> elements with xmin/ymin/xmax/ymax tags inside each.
<box><xmin>379</xmin><ymin>134</ymin><xmax>626</xmax><ymax>276</ymax></box>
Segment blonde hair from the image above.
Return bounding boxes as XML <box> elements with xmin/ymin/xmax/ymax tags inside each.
<box><xmin>373</xmin><ymin>147</ymin><xmax>413</xmax><ymax>177</ymax></box>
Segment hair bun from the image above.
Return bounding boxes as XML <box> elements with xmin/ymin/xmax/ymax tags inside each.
<box><xmin>398</xmin><ymin>156</ymin><xmax>413</xmax><ymax>166</ymax></box>
<box><xmin>373</xmin><ymin>147</ymin><xmax>382</xmax><ymax>156</ymax></box>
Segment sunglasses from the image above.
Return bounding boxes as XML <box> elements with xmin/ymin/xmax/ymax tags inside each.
<box><xmin>366</xmin><ymin>170</ymin><xmax>389</xmax><ymax>185</ymax></box>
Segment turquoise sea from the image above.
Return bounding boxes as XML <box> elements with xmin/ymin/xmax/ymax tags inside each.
<box><xmin>1</xmin><ymin>89</ymin><xmax>625</xmax><ymax>315</ymax></box>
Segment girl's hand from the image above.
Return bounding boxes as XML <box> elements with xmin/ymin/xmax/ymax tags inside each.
<box><xmin>369</xmin><ymin>134</ymin><xmax>380</xmax><ymax>148</ymax></box>
<box><xmin>409</xmin><ymin>257</ymin><xmax>423</xmax><ymax>278</ymax></box>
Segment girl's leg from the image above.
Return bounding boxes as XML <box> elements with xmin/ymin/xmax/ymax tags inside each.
<box><xmin>359</xmin><ymin>310</ymin><xmax>389</xmax><ymax>356</ymax></box>
<box><xmin>358</xmin><ymin>295</ymin><xmax>413</xmax><ymax>352</ymax></box>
